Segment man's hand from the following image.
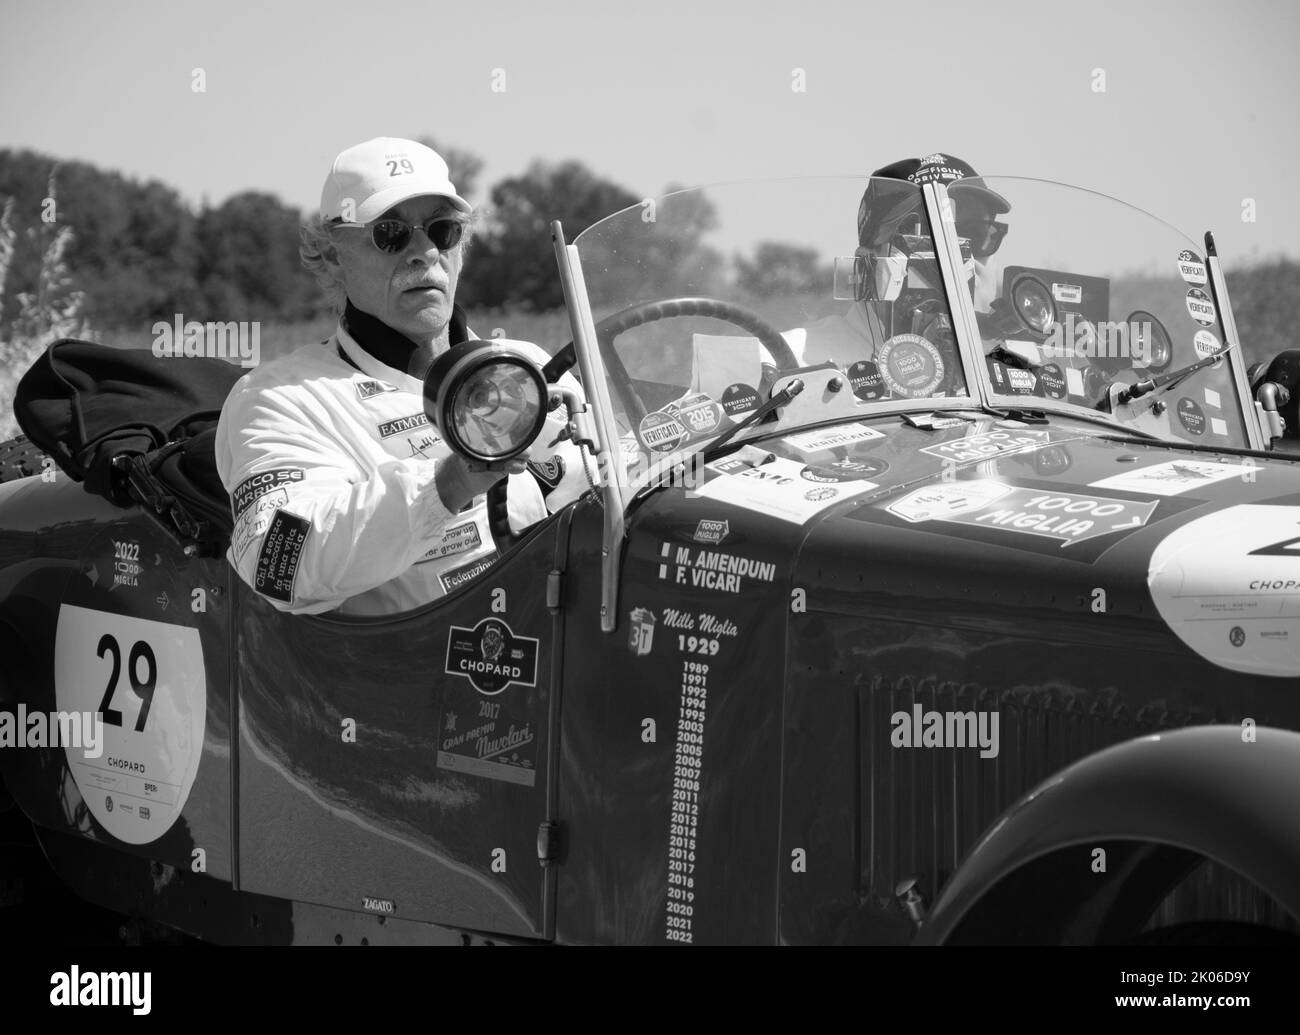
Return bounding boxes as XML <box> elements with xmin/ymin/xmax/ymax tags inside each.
<box><xmin>434</xmin><ymin>452</ymin><xmax>529</xmax><ymax>513</ymax></box>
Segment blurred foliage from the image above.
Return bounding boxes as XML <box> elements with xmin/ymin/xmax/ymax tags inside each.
<box><xmin>1227</xmin><ymin>259</ymin><xmax>1300</xmax><ymax>368</ymax></box>
<box><xmin>460</xmin><ymin>159</ymin><xmax>640</xmax><ymax>311</ymax></box>
<box><xmin>0</xmin><ymin>173</ymin><xmax>92</xmax><ymax>439</ymax></box>
<box><xmin>417</xmin><ymin>136</ymin><xmax>486</xmax><ymax>203</ymax></box>
<box><xmin>735</xmin><ymin>241</ymin><xmax>825</xmax><ymax>297</ymax></box>
<box><xmin>2</xmin><ymin>143</ymin><xmax>1299</xmax><ymax>396</ymax></box>
<box><xmin>194</xmin><ymin>192</ymin><xmax>320</xmax><ymax>322</ymax></box>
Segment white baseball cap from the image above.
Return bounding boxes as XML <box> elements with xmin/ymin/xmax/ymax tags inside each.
<box><xmin>320</xmin><ymin>137</ymin><xmax>471</xmax><ymax>223</ymax></box>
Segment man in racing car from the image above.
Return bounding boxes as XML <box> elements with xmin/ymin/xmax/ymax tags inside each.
<box><xmin>792</xmin><ymin>152</ymin><xmax>1011</xmax><ymax>368</ymax></box>
<box><xmin>216</xmin><ymin>137</ymin><xmax>591</xmax><ymax>616</ymax></box>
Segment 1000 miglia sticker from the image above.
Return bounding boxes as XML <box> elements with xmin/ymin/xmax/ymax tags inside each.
<box><xmin>1148</xmin><ymin>504</ymin><xmax>1300</xmax><ymax>677</ymax></box>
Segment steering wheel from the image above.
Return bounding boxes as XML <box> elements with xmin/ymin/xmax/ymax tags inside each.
<box><xmin>543</xmin><ymin>297</ymin><xmax>799</xmax><ymax>428</ymax></box>
<box><xmin>491</xmin><ymin>298</ymin><xmax>796</xmax><ymax>554</ymax></box>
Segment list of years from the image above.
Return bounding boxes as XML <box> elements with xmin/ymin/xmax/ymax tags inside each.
<box><xmin>665</xmin><ymin>659</ymin><xmax>709</xmax><ymax>943</ymax></box>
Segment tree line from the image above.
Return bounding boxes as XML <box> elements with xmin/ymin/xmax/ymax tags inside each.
<box><xmin>0</xmin><ymin>139</ymin><xmax>825</xmax><ymax>337</ymax></box>
<box><xmin>0</xmin><ymin>141</ymin><xmax>1295</xmax><ymax>367</ymax></box>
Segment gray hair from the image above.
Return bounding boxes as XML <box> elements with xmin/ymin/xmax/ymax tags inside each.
<box><xmin>298</xmin><ymin>207</ymin><xmax>479</xmax><ymax>314</ymax></box>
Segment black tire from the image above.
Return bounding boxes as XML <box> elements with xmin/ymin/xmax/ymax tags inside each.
<box><xmin>0</xmin><ymin>435</ymin><xmax>48</xmax><ymax>484</ymax></box>
<box><xmin>1128</xmin><ymin>921</ymin><xmax>1300</xmax><ymax>946</ymax></box>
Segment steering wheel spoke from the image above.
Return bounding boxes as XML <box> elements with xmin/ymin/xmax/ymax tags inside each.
<box><xmin>547</xmin><ymin>296</ymin><xmax>798</xmax><ymax>429</ymax></box>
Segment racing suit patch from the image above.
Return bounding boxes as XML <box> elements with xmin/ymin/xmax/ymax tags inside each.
<box><xmin>438</xmin><ymin>552</ymin><xmax>499</xmax><ymax>593</ymax></box>
<box><xmin>355</xmin><ymin>379</ymin><xmax>397</xmax><ymax>401</ymax></box>
<box><xmin>377</xmin><ymin>413</ymin><xmax>430</xmax><ymax>438</ymax></box>
<box><xmin>254</xmin><ymin>509</ymin><xmax>311</xmax><ymax>603</ymax></box>
<box><xmin>232</xmin><ymin>488</ymin><xmax>288</xmax><ymax>562</ymax></box>
<box><xmin>526</xmin><ymin>455</ymin><xmax>566</xmax><ymax>491</ymax></box>
<box><xmin>417</xmin><ymin>520</ymin><xmax>482</xmax><ymax>563</ymax></box>
<box><xmin>231</xmin><ymin>467</ymin><xmax>305</xmax><ymax>518</ymax></box>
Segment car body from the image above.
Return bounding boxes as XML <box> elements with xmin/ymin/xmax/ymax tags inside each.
<box><xmin>2</xmin><ymin>174</ymin><xmax>1300</xmax><ymax>945</ymax></box>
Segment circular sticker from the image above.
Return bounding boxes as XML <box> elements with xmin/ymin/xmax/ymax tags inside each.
<box><xmin>638</xmin><ymin>410</ymin><xmax>687</xmax><ymax>453</ymax></box>
<box><xmin>1176</xmin><ymin>249</ymin><xmax>1208</xmax><ymax>286</ymax></box>
<box><xmin>832</xmin><ymin>456</ymin><xmax>888</xmax><ymax>478</ymax></box>
<box><xmin>1185</xmin><ymin>287</ymin><xmax>1217</xmax><ymax>327</ymax></box>
<box><xmin>721</xmin><ymin>382</ymin><xmax>761</xmax><ymax>416</ymax></box>
<box><xmin>1040</xmin><ymin>363</ymin><xmax>1068</xmax><ymax>400</ymax></box>
<box><xmin>55</xmin><ymin>529</ymin><xmax>206</xmax><ymax>846</ymax></box>
<box><xmin>1177</xmin><ymin>397</ymin><xmax>1206</xmax><ymax>436</ymax></box>
<box><xmin>846</xmin><ymin>360</ymin><xmax>885</xmax><ymax>401</ymax></box>
<box><xmin>1148</xmin><ymin>505</ymin><xmax>1300</xmax><ymax>677</ymax></box>
<box><xmin>876</xmin><ymin>334</ymin><xmax>945</xmax><ymax>398</ymax></box>
<box><xmin>799</xmin><ymin>455</ymin><xmax>888</xmax><ymax>483</ymax></box>
<box><xmin>1193</xmin><ymin>330</ymin><xmax>1222</xmax><ymax>361</ymax></box>
<box><xmin>671</xmin><ymin>395</ymin><xmax>723</xmax><ymax>437</ymax></box>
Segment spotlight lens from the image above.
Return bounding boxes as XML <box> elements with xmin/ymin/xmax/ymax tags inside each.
<box><xmin>452</xmin><ymin>362</ymin><xmax>544</xmax><ymax>459</ymax></box>
<box><xmin>1012</xmin><ymin>278</ymin><xmax>1056</xmax><ymax>334</ymax></box>
<box><xmin>1127</xmin><ymin>311</ymin><xmax>1172</xmax><ymax>370</ymax></box>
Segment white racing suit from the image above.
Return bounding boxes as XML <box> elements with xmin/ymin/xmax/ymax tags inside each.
<box><xmin>215</xmin><ymin>315</ymin><xmax>593</xmax><ymax>616</ymax></box>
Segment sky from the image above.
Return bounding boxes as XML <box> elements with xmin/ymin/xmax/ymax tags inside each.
<box><xmin>1</xmin><ymin>0</ymin><xmax>1298</xmax><ymax>266</ymax></box>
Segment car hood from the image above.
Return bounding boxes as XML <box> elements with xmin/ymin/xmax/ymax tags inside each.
<box><xmin>678</xmin><ymin>412</ymin><xmax>1300</xmax><ymax>678</ymax></box>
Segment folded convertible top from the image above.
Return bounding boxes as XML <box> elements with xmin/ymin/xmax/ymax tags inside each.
<box><xmin>13</xmin><ymin>338</ymin><xmax>245</xmax><ymax>549</ymax></box>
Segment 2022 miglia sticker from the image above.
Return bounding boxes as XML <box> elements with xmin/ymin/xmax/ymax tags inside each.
<box><xmin>1148</xmin><ymin>504</ymin><xmax>1300</xmax><ymax>677</ymax></box>
<box><xmin>54</xmin><ymin>606</ymin><xmax>206</xmax><ymax>844</ymax></box>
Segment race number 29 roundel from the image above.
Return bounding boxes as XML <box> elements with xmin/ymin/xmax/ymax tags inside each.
<box><xmin>54</xmin><ymin>527</ymin><xmax>207</xmax><ymax>845</ymax></box>
<box><xmin>1148</xmin><ymin>504</ymin><xmax>1300</xmax><ymax>677</ymax></box>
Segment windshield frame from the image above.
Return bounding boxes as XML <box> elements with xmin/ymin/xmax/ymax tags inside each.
<box><xmin>554</xmin><ymin>175</ymin><xmax>1268</xmax><ymax>633</ymax></box>
<box><xmin>923</xmin><ymin>176</ymin><xmax>1265</xmax><ymax>450</ymax></box>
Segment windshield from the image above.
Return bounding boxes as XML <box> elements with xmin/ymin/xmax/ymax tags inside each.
<box><xmin>966</xmin><ymin>176</ymin><xmax>1251</xmax><ymax>447</ymax></box>
<box><xmin>571</xmin><ymin>177</ymin><xmax>971</xmax><ymax>485</ymax></box>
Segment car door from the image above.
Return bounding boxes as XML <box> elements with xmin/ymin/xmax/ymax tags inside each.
<box><xmin>232</xmin><ymin>511</ymin><xmax>572</xmax><ymax>940</ymax></box>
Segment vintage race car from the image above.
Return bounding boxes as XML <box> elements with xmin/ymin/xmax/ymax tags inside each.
<box><xmin>2</xmin><ymin>173</ymin><xmax>1300</xmax><ymax>945</ymax></box>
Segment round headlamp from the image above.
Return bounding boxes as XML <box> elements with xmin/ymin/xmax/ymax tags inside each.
<box><xmin>423</xmin><ymin>340</ymin><xmax>549</xmax><ymax>463</ymax></box>
<box><xmin>1125</xmin><ymin>310</ymin><xmax>1173</xmax><ymax>372</ymax></box>
<box><xmin>1009</xmin><ymin>274</ymin><xmax>1057</xmax><ymax>336</ymax></box>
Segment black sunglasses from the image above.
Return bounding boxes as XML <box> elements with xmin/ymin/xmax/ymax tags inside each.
<box><xmin>956</xmin><ymin>217</ymin><xmax>1008</xmax><ymax>242</ymax></box>
<box><xmin>333</xmin><ymin>216</ymin><xmax>467</xmax><ymax>254</ymax></box>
